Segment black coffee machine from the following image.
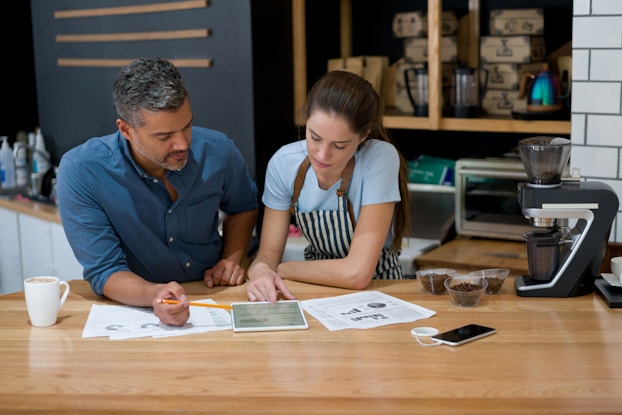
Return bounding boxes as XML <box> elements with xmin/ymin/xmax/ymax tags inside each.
<box><xmin>514</xmin><ymin>137</ymin><xmax>620</xmax><ymax>303</ymax></box>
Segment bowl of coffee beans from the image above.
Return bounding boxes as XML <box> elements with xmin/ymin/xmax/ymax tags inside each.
<box><xmin>468</xmin><ymin>268</ymin><xmax>510</xmax><ymax>294</ymax></box>
<box><xmin>416</xmin><ymin>268</ymin><xmax>456</xmax><ymax>294</ymax></box>
<box><xmin>444</xmin><ymin>275</ymin><xmax>488</xmax><ymax>307</ymax></box>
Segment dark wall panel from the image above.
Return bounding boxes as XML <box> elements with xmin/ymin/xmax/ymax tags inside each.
<box><xmin>30</xmin><ymin>0</ymin><xmax>257</xmax><ymax>178</ymax></box>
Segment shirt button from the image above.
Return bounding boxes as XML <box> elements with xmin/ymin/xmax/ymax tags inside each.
<box><xmin>153</xmin><ymin>179</ymin><xmax>159</xmax><ymax>183</ymax></box>
<box><xmin>185</xmin><ymin>262</ymin><xmax>191</xmax><ymax>268</ymax></box>
<box><xmin>168</xmin><ymin>209</ymin><xmax>173</xmax><ymax>214</ymax></box>
<box><xmin>169</xmin><ymin>237</ymin><xmax>174</xmax><ymax>243</ymax></box>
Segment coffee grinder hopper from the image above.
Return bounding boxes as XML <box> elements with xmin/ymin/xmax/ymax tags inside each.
<box><xmin>515</xmin><ymin>136</ymin><xmax>619</xmax><ymax>303</ymax></box>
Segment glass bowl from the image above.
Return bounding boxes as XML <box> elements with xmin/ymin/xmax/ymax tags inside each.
<box><xmin>468</xmin><ymin>268</ymin><xmax>510</xmax><ymax>294</ymax></box>
<box><xmin>444</xmin><ymin>275</ymin><xmax>488</xmax><ymax>307</ymax></box>
<box><xmin>416</xmin><ymin>268</ymin><xmax>456</xmax><ymax>295</ymax></box>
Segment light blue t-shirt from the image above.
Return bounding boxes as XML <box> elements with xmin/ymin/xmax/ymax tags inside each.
<box><xmin>57</xmin><ymin>126</ymin><xmax>258</xmax><ymax>296</ymax></box>
<box><xmin>263</xmin><ymin>139</ymin><xmax>401</xmax><ymax>247</ymax></box>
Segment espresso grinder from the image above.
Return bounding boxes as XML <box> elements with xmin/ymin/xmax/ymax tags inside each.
<box><xmin>515</xmin><ymin>136</ymin><xmax>619</xmax><ymax>303</ymax></box>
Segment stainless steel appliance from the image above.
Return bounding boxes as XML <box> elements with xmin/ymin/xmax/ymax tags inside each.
<box><xmin>454</xmin><ymin>157</ymin><xmax>532</xmax><ymax>241</ymax></box>
<box><xmin>514</xmin><ymin>136</ymin><xmax>620</xmax><ymax>301</ymax></box>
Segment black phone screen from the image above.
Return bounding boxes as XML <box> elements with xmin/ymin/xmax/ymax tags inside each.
<box><xmin>432</xmin><ymin>324</ymin><xmax>496</xmax><ymax>346</ymax></box>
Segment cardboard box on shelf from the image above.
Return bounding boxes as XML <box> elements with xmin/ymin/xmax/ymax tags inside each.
<box><xmin>393</xmin><ymin>11</ymin><xmax>458</xmax><ymax>38</ymax></box>
<box><xmin>393</xmin><ymin>11</ymin><xmax>426</xmax><ymax>38</ymax></box>
<box><xmin>490</xmin><ymin>8</ymin><xmax>544</xmax><ymax>36</ymax></box>
<box><xmin>480</xmin><ymin>36</ymin><xmax>545</xmax><ymax>63</ymax></box>
<box><xmin>404</xmin><ymin>36</ymin><xmax>458</xmax><ymax>63</ymax></box>
<box><xmin>484</xmin><ymin>62</ymin><xmax>545</xmax><ymax>90</ymax></box>
<box><xmin>481</xmin><ymin>89</ymin><xmax>526</xmax><ymax>116</ymax></box>
<box><xmin>432</xmin><ymin>11</ymin><xmax>458</xmax><ymax>36</ymax></box>
<box><xmin>327</xmin><ymin>56</ymin><xmax>389</xmax><ymax>95</ymax></box>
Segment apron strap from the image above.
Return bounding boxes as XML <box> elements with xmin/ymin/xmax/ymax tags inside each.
<box><xmin>289</xmin><ymin>156</ymin><xmax>311</xmax><ymax>216</ymax></box>
<box><xmin>336</xmin><ymin>156</ymin><xmax>356</xmax><ymax>226</ymax></box>
<box><xmin>290</xmin><ymin>156</ymin><xmax>356</xmax><ymax>226</ymax></box>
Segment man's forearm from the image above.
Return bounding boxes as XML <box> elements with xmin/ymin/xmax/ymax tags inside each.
<box><xmin>103</xmin><ymin>271</ymin><xmax>164</xmax><ymax>307</ymax></box>
<box><xmin>220</xmin><ymin>209</ymin><xmax>258</xmax><ymax>264</ymax></box>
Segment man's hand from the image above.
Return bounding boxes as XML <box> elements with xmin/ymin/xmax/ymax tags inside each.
<box><xmin>152</xmin><ymin>282</ymin><xmax>190</xmax><ymax>326</ymax></box>
<box><xmin>204</xmin><ymin>259</ymin><xmax>246</xmax><ymax>288</ymax></box>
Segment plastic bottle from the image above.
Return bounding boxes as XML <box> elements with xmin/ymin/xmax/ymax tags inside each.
<box><xmin>13</xmin><ymin>142</ymin><xmax>28</xmax><ymax>187</ymax></box>
<box><xmin>28</xmin><ymin>131</ymin><xmax>35</xmax><ymax>148</ymax></box>
<box><xmin>0</xmin><ymin>136</ymin><xmax>16</xmax><ymax>189</ymax></box>
<box><xmin>33</xmin><ymin>128</ymin><xmax>50</xmax><ymax>174</ymax></box>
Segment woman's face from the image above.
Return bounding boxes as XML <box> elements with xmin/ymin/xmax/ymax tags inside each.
<box><xmin>305</xmin><ymin>110</ymin><xmax>364</xmax><ymax>184</ymax></box>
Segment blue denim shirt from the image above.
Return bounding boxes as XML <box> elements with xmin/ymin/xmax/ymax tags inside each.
<box><xmin>57</xmin><ymin>127</ymin><xmax>258</xmax><ymax>296</ymax></box>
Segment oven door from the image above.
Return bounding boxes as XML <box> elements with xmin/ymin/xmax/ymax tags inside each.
<box><xmin>455</xmin><ymin>158</ymin><xmax>534</xmax><ymax>241</ymax></box>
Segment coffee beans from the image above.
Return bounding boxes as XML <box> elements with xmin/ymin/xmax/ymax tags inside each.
<box><xmin>445</xmin><ymin>277</ymin><xmax>487</xmax><ymax>307</ymax></box>
<box><xmin>422</xmin><ymin>273</ymin><xmax>451</xmax><ymax>293</ymax></box>
<box><xmin>469</xmin><ymin>269</ymin><xmax>509</xmax><ymax>294</ymax></box>
<box><xmin>416</xmin><ymin>269</ymin><xmax>456</xmax><ymax>295</ymax></box>
<box><xmin>484</xmin><ymin>277</ymin><xmax>504</xmax><ymax>293</ymax></box>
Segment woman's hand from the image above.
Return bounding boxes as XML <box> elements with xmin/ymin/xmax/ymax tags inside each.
<box><xmin>246</xmin><ymin>263</ymin><xmax>296</xmax><ymax>303</ymax></box>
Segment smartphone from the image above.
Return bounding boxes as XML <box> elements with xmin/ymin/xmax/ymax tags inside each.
<box><xmin>432</xmin><ymin>324</ymin><xmax>496</xmax><ymax>346</ymax></box>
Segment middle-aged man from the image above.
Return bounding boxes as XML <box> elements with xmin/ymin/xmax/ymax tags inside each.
<box><xmin>57</xmin><ymin>57</ymin><xmax>258</xmax><ymax>326</ymax></box>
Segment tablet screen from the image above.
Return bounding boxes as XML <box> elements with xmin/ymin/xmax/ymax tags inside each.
<box><xmin>230</xmin><ymin>300</ymin><xmax>309</xmax><ymax>332</ymax></box>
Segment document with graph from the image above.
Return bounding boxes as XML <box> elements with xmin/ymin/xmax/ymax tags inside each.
<box><xmin>301</xmin><ymin>291</ymin><xmax>435</xmax><ymax>330</ymax></box>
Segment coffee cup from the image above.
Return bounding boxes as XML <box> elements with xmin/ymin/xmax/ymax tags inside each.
<box><xmin>24</xmin><ymin>276</ymin><xmax>70</xmax><ymax>327</ymax></box>
<box><xmin>611</xmin><ymin>257</ymin><xmax>622</xmax><ymax>284</ymax></box>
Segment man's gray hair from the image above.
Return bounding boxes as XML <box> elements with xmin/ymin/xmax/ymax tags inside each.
<box><xmin>112</xmin><ymin>57</ymin><xmax>189</xmax><ymax>127</ymax></box>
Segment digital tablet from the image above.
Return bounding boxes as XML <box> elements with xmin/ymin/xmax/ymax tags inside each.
<box><xmin>230</xmin><ymin>300</ymin><xmax>309</xmax><ymax>332</ymax></box>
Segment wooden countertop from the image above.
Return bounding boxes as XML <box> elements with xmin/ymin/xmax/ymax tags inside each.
<box><xmin>416</xmin><ymin>237</ymin><xmax>529</xmax><ymax>276</ymax></box>
<box><xmin>0</xmin><ymin>195</ymin><xmax>60</xmax><ymax>223</ymax></box>
<box><xmin>1</xmin><ymin>278</ymin><xmax>621</xmax><ymax>414</ymax></box>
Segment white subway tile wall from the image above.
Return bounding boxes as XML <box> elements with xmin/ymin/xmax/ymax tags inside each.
<box><xmin>571</xmin><ymin>113</ymin><xmax>586</xmax><ymax>143</ymax></box>
<box><xmin>591</xmin><ymin>50</ymin><xmax>622</xmax><ymax>80</ymax></box>
<box><xmin>574</xmin><ymin>0</ymin><xmax>590</xmax><ymax>15</ymax></box>
<box><xmin>572</xmin><ymin>146</ymin><xmax>617</xmax><ymax>177</ymax></box>
<box><xmin>586</xmin><ymin>115</ymin><xmax>622</xmax><ymax>146</ymax></box>
<box><xmin>573</xmin><ymin>0</ymin><xmax>622</xmax><ymax>241</ymax></box>
<box><xmin>572</xmin><ymin>82</ymin><xmax>621</xmax><ymax>113</ymax></box>
<box><xmin>592</xmin><ymin>0</ymin><xmax>622</xmax><ymax>14</ymax></box>
<box><xmin>572</xmin><ymin>16</ymin><xmax>622</xmax><ymax>48</ymax></box>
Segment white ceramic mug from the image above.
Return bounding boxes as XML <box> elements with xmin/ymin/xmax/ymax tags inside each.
<box><xmin>611</xmin><ymin>257</ymin><xmax>622</xmax><ymax>286</ymax></box>
<box><xmin>24</xmin><ymin>276</ymin><xmax>70</xmax><ymax>327</ymax></box>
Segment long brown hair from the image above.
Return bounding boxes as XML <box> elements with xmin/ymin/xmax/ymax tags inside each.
<box><xmin>298</xmin><ymin>70</ymin><xmax>411</xmax><ymax>252</ymax></box>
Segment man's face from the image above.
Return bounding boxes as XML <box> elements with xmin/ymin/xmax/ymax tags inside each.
<box><xmin>117</xmin><ymin>99</ymin><xmax>193</xmax><ymax>178</ymax></box>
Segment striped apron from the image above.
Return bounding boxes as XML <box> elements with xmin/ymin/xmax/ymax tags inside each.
<box><xmin>289</xmin><ymin>156</ymin><xmax>403</xmax><ymax>280</ymax></box>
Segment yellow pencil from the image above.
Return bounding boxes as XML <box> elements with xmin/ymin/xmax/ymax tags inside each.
<box><xmin>157</xmin><ymin>299</ymin><xmax>232</xmax><ymax>310</ymax></box>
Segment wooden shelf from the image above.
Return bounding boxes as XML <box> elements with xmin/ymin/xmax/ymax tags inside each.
<box><xmin>292</xmin><ymin>0</ymin><xmax>571</xmax><ymax>137</ymax></box>
<box><xmin>384</xmin><ymin>114</ymin><xmax>570</xmax><ymax>134</ymax></box>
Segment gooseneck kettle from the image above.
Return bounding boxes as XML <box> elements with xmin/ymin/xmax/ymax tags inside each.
<box><xmin>518</xmin><ymin>63</ymin><xmax>566</xmax><ymax>113</ymax></box>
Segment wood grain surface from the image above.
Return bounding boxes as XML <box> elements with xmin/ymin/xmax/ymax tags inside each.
<box><xmin>1</xmin><ymin>278</ymin><xmax>621</xmax><ymax>414</ymax></box>
<box><xmin>416</xmin><ymin>237</ymin><xmax>530</xmax><ymax>275</ymax></box>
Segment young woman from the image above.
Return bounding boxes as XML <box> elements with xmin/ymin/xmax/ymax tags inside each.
<box><xmin>246</xmin><ymin>70</ymin><xmax>410</xmax><ymax>303</ymax></box>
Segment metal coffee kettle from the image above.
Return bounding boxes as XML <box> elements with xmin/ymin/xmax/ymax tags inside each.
<box><xmin>518</xmin><ymin>63</ymin><xmax>565</xmax><ymax>112</ymax></box>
